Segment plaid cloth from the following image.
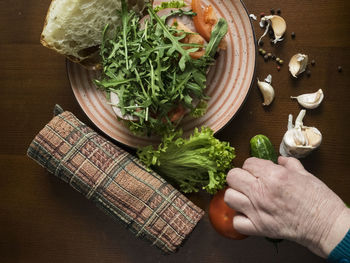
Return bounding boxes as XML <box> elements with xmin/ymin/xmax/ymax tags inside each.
<box><xmin>27</xmin><ymin>105</ymin><xmax>204</xmax><ymax>253</ymax></box>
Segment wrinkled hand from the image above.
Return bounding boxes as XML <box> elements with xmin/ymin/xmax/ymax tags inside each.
<box><xmin>224</xmin><ymin>156</ymin><xmax>350</xmax><ymax>258</ymax></box>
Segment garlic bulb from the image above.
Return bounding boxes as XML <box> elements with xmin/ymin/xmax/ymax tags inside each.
<box><xmin>291</xmin><ymin>89</ymin><xmax>324</xmax><ymax>109</ymax></box>
<box><xmin>257</xmin><ymin>74</ymin><xmax>275</xmax><ymax>106</ymax></box>
<box><xmin>258</xmin><ymin>15</ymin><xmax>286</xmax><ymax>45</ymax></box>
<box><xmin>289</xmin><ymin>53</ymin><xmax>308</xmax><ymax>78</ymax></box>
<box><xmin>279</xmin><ymin>110</ymin><xmax>322</xmax><ymax>158</ymax></box>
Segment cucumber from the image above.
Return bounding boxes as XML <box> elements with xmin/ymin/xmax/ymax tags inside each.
<box><xmin>250</xmin><ymin>134</ymin><xmax>283</xmax><ymax>247</ymax></box>
<box><xmin>250</xmin><ymin>134</ymin><xmax>277</xmax><ymax>163</ymax></box>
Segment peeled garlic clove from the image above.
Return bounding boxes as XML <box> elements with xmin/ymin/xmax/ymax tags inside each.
<box><xmin>289</xmin><ymin>53</ymin><xmax>308</xmax><ymax>78</ymax></box>
<box><xmin>291</xmin><ymin>89</ymin><xmax>324</xmax><ymax>109</ymax></box>
<box><xmin>257</xmin><ymin>75</ymin><xmax>275</xmax><ymax>106</ymax></box>
<box><xmin>269</xmin><ymin>15</ymin><xmax>286</xmax><ymax>42</ymax></box>
<box><xmin>110</xmin><ymin>92</ymin><xmax>138</xmax><ymax>121</ymax></box>
<box><xmin>279</xmin><ymin>109</ymin><xmax>322</xmax><ymax>158</ymax></box>
<box><xmin>258</xmin><ymin>15</ymin><xmax>286</xmax><ymax>45</ymax></box>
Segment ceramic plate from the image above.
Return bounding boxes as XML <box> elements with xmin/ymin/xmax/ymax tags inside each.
<box><xmin>67</xmin><ymin>0</ymin><xmax>256</xmax><ymax>148</ymax></box>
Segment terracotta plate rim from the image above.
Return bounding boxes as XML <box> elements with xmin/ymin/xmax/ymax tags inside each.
<box><xmin>214</xmin><ymin>0</ymin><xmax>257</xmax><ymax>135</ymax></box>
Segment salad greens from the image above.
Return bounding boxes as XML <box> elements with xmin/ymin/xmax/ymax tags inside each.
<box><xmin>153</xmin><ymin>0</ymin><xmax>186</xmax><ymax>12</ymax></box>
<box><xmin>94</xmin><ymin>0</ymin><xmax>228</xmax><ymax>135</ymax></box>
<box><xmin>95</xmin><ymin>0</ymin><xmax>234</xmax><ymax>195</ymax></box>
<box><xmin>137</xmin><ymin>127</ymin><xmax>235</xmax><ymax>194</ymax></box>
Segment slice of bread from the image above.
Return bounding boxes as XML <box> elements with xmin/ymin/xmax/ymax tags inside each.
<box><xmin>41</xmin><ymin>0</ymin><xmax>146</xmax><ymax>69</ymax></box>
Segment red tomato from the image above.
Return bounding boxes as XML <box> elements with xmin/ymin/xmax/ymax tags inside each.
<box><xmin>209</xmin><ymin>187</ymin><xmax>248</xmax><ymax>240</ymax></box>
<box><xmin>191</xmin><ymin>0</ymin><xmax>227</xmax><ymax>50</ymax></box>
<box><xmin>168</xmin><ymin>104</ymin><xmax>186</xmax><ymax>122</ymax></box>
<box><xmin>191</xmin><ymin>0</ymin><xmax>212</xmax><ymax>42</ymax></box>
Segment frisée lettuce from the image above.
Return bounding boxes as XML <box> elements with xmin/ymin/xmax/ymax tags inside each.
<box><xmin>137</xmin><ymin>127</ymin><xmax>235</xmax><ymax>194</ymax></box>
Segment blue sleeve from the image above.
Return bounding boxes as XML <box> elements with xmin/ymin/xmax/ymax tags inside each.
<box><xmin>327</xmin><ymin>229</ymin><xmax>350</xmax><ymax>263</ymax></box>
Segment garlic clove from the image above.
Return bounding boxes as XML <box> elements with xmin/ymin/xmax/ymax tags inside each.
<box><xmin>304</xmin><ymin>127</ymin><xmax>322</xmax><ymax>148</ymax></box>
<box><xmin>257</xmin><ymin>75</ymin><xmax>275</xmax><ymax>106</ymax></box>
<box><xmin>289</xmin><ymin>53</ymin><xmax>308</xmax><ymax>78</ymax></box>
<box><xmin>291</xmin><ymin>89</ymin><xmax>324</xmax><ymax>109</ymax></box>
<box><xmin>269</xmin><ymin>15</ymin><xmax>286</xmax><ymax>41</ymax></box>
<box><xmin>110</xmin><ymin>92</ymin><xmax>138</xmax><ymax>121</ymax></box>
<box><xmin>258</xmin><ymin>15</ymin><xmax>286</xmax><ymax>45</ymax></box>
<box><xmin>279</xmin><ymin>109</ymin><xmax>322</xmax><ymax>158</ymax></box>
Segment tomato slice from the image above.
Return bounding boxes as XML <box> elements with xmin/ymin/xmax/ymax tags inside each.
<box><xmin>168</xmin><ymin>104</ymin><xmax>186</xmax><ymax>122</ymax></box>
<box><xmin>203</xmin><ymin>5</ymin><xmax>217</xmax><ymax>26</ymax></box>
<box><xmin>189</xmin><ymin>49</ymin><xmax>205</xmax><ymax>59</ymax></box>
<box><xmin>208</xmin><ymin>187</ymin><xmax>248</xmax><ymax>240</ymax></box>
<box><xmin>191</xmin><ymin>0</ymin><xmax>212</xmax><ymax>42</ymax></box>
<box><xmin>192</xmin><ymin>0</ymin><xmax>227</xmax><ymax>49</ymax></box>
<box><xmin>173</xmin><ymin>19</ymin><xmax>206</xmax><ymax>59</ymax></box>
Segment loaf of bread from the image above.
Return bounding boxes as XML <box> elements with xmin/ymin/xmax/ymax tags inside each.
<box><xmin>40</xmin><ymin>0</ymin><xmax>146</xmax><ymax>68</ymax></box>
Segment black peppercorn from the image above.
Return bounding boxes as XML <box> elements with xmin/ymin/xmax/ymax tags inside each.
<box><xmin>259</xmin><ymin>40</ymin><xmax>264</xmax><ymax>46</ymax></box>
<box><xmin>306</xmin><ymin>70</ymin><xmax>311</xmax><ymax>77</ymax></box>
<box><xmin>338</xmin><ymin>66</ymin><xmax>343</xmax><ymax>72</ymax></box>
<box><xmin>311</xmin><ymin>60</ymin><xmax>316</xmax><ymax>66</ymax></box>
<box><xmin>291</xmin><ymin>32</ymin><xmax>296</xmax><ymax>39</ymax></box>
<box><xmin>270</xmin><ymin>9</ymin><xmax>275</xmax><ymax>15</ymax></box>
<box><xmin>264</xmin><ymin>54</ymin><xmax>269</xmax><ymax>61</ymax></box>
<box><xmin>276</xmin><ymin>9</ymin><xmax>281</xmax><ymax>14</ymax></box>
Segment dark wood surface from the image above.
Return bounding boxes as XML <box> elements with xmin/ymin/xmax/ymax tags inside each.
<box><xmin>1</xmin><ymin>0</ymin><xmax>349</xmax><ymax>262</ymax></box>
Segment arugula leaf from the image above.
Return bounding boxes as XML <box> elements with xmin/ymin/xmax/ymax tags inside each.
<box><xmin>205</xmin><ymin>18</ymin><xmax>228</xmax><ymax>58</ymax></box>
<box><xmin>148</xmin><ymin>7</ymin><xmax>191</xmax><ymax>71</ymax></box>
<box><xmin>121</xmin><ymin>0</ymin><xmax>129</xmax><ymax>69</ymax></box>
<box><xmin>95</xmin><ymin>1</ymin><xmax>228</xmax><ymax>136</ymax></box>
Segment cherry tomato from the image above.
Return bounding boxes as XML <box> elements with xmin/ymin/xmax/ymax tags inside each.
<box><xmin>208</xmin><ymin>187</ymin><xmax>248</xmax><ymax>240</ymax></box>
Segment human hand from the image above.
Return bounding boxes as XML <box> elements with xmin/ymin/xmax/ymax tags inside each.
<box><xmin>224</xmin><ymin>156</ymin><xmax>350</xmax><ymax>258</ymax></box>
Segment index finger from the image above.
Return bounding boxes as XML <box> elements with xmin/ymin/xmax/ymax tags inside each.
<box><xmin>226</xmin><ymin>168</ymin><xmax>257</xmax><ymax>195</ymax></box>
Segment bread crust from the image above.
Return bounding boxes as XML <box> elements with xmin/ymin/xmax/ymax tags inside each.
<box><xmin>40</xmin><ymin>0</ymin><xmax>77</xmax><ymax>59</ymax></box>
<box><xmin>40</xmin><ymin>0</ymin><xmax>102</xmax><ymax>68</ymax></box>
<box><xmin>40</xmin><ymin>0</ymin><xmax>149</xmax><ymax>69</ymax></box>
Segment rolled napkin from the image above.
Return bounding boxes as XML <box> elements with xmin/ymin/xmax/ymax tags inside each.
<box><xmin>27</xmin><ymin>105</ymin><xmax>204</xmax><ymax>253</ymax></box>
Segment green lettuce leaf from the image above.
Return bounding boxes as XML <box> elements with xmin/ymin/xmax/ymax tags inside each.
<box><xmin>137</xmin><ymin>127</ymin><xmax>235</xmax><ymax>194</ymax></box>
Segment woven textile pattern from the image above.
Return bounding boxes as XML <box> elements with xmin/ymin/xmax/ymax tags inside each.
<box><xmin>27</xmin><ymin>110</ymin><xmax>204</xmax><ymax>253</ymax></box>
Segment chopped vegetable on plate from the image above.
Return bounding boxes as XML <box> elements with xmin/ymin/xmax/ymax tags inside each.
<box><xmin>94</xmin><ymin>0</ymin><xmax>228</xmax><ymax>136</ymax></box>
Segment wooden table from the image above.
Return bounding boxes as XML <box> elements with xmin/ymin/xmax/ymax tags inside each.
<box><xmin>1</xmin><ymin>0</ymin><xmax>349</xmax><ymax>262</ymax></box>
